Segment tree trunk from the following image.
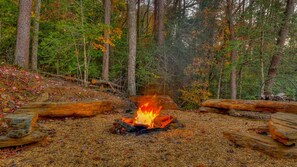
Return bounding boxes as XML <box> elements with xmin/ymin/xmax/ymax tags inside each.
<box><xmin>146</xmin><ymin>0</ymin><xmax>150</xmax><ymax>34</ymax></box>
<box><xmin>157</xmin><ymin>0</ymin><xmax>164</xmax><ymax>46</ymax></box>
<box><xmin>102</xmin><ymin>0</ymin><xmax>111</xmax><ymax>81</ymax></box>
<box><xmin>226</xmin><ymin>0</ymin><xmax>237</xmax><ymax>99</ymax></box>
<box><xmin>153</xmin><ymin>0</ymin><xmax>158</xmax><ymax>40</ymax></box>
<box><xmin>31</xmin><ymin>0</ymin><xmax>41</xmax><ymax>71</ymax></box>
<box><xmin>217</xmin><ymin>59</ymin><xmax>224</xmax><ymax>99</ymax></box>
<box><xmin>0</xmin><ymin>22</ymin><xmax>2</xmax><ymax>50</ymax></box>
<box><xmin>260</xmin><ymin>30</ymin><xmax>265</xmax><ymax>98</ymax></box>
<box><xmin>14</xmin><ymin>0</ymin><xmax>32</xmax><ymax>69</ymax></box>
<box><xmin>80</xmin><ymin>0</ymin><xmax>88</xmax><ymax>87</ymax></box>
<box><xmin>137</xmin><ymin>0</ymin><xmax>140</xmax><ymax>41</ymax></box>
<box><xmin>127</xmin><ymin>0</ymin><xmax>137</xmax><ymax>96</ymax></box>
<box><xmin>264</xmin><ymin>0</ymin><xmax>295</xmax><ymax>97</ymax></box>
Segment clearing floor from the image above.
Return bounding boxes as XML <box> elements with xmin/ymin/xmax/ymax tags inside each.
<box><xmin>1</xmin><ymin>110</ymin><xmax>297</xmax><ymax>167</ymax></box>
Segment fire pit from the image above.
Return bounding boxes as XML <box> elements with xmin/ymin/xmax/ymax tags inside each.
<box><xmin>111</xmin><ymin>98</ymin><xmax>183</xmax><ymax>135</ymax></box>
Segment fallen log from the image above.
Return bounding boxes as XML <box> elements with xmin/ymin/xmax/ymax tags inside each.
<box><xmin>198</xmin><ymin>107</ymin><xmax>224</xmax><ymax>113</ymax></box>
<box><xmin>90</xmin><ymin>79</ymin><xmax>122</xmax><ymax>90</ymax></box>
<box><xmin>0</xmin><ymin>126</ymin><xmax>47</xmax><ymax>148</ymax></box>
<box><xmin>40</xmin><ymin>72</ymin><xmax>122</xmax><ymax>91</ymax></box>
<box><xmin>17</xmin><ymin>100</ymin><xmax>114</xmax><ymax>117</ymax></box>
<box><xmin>198</xmin><ymin>107</ymin><xmax>271</xmax><ymax>120</ymax></box>
<box><xmin>0</xmin><ymin>112</ymin><xmax>38</xmax><ymax>138</ymax></box>
<box><xmin>227</xmin><ymin>109</ymin><xmax>271</xmax><ymax>120</ymax></box>
<box><xmin>40</xmin><ymin>72</ymin><xmax>87</xmax><ymax>83</ymax></box>
<box><xmin>223</xmin><ymin>131</ymin><xmax>297</xmax><ymax>159</ymax></box>
<box><xmin>248</xmin><ymin>126</ymin><xmax>269</xmax><ymax>135</ymax></box>
<box><xmin>269</xmin><ymin>112</ymin><xmax>297</xmax><ymax>146</ymax></box>
<box><xmin>202</xmin><ymin>99</ymin><xmax>297</xmax><ymax>113</ymax></box>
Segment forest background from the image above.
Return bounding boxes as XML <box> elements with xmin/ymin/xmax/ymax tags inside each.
<box><xmin>0</xmin><ymin>0</ymin><xmax>296</xmax><ymax>108</ymax></box>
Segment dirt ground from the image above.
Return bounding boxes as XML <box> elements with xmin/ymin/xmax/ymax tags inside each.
<box><xmin>1</xmin><ymin>65</ymin><xmax>297</xmax><ymax>166</ymax></box>
<box><xmin>1</xmin><ymin>110</ymin><xmax>297</xmax><ymax>167</ymax></box>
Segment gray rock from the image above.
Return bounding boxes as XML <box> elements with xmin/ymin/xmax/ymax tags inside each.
<box><xmin>1</xmin><ymin>112</ymin><xmax>38</xmax><ymax>138</ymax></box>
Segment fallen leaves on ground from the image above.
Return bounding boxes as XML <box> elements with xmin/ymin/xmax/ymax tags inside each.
<box><xmin>0</xmin><ymin>65</ymin><xmax>45</xmax><ymax>113</ymax></box>
<box><xmin>1</xmin><ymin>111</ymin><xmax>297</xmax><ymax>166</ymax></box>
<box><xmin>0</xmin><ymin>65</ymin><xmax>129</xmax><ymax>114</ymax></box>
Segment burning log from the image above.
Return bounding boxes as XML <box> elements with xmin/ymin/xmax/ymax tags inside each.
<box><xmin>111</xmin><ymin>116</ymin><xmax>176</xmax><ymax>135</ymax></box>
<box><xmin>202</xmin><ymin>99</ymin><xmax>297</xmax><ymax>113</ymax></box>
<box><xmin>114</xmin><ymin>119</ymin><xmax>136</xmax><ymax>132</ymax></box>
<box><xmin>111</xmin><ymin>98</ymin><xmax>182</xmax><ymax>135</ymax></box>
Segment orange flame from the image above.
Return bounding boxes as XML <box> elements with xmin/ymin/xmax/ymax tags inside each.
<box><xmin>134</xmin><ymin>102</ymin><xmax>162</xmax><ymax>128</ymax></box>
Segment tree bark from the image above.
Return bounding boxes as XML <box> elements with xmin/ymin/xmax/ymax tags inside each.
<box><xmin>31</xmin><ymin>0</ymin><xmax>41</xmax><ymax>71</ymax></box>
<box><xmin>217</xmin><ymin>59</ymin><xmax>224</xmax><ymax>99</ymax></box>
<box><xmin>226</xmin><ymin>0</ymin><xmax>237</xmax><ymax>99</ymax></box>
<box><xmin>153</xmin><ymin>0</ymin><xmax>158</xmax><ymax>40</ymax></box>
<box><xmin>137</xmin><ymin>0</ymin><xmax>140</xmax><ymax>41</ymax></box>
<box><xmin>157</xmin><ymin>0</ymin><xmax>166</xmax><ymax>93</ymax></box>
<box><xmin>260</xmin><ymin>30</ymin><xmax>265</xmax><ymax>98</ymax></box>
<box><xmin>146</xmin><ymin>0</ymin><xmax>150</xmax><ymax>34</ymax></box>
<box><xmin>14</xmin><ymin>0</ymin><xmax>32</xmax><ymax>69</ymax></box>
<box><xmin>102</xmin><ymin>0</ymin><xmax>111</xmax><ymax>81</ymax></box>
<box><xmin>127</xmin><ymin>0</ymin><xmax>137</xmax><ymax>96</ymax></box>
<box><xmin>264</xmin><ymin>0</ymin><xmax>295</xmax><ymax>97</ymax></box>
<box><xmin>80</xmin><ymin>0</ymin><xmax>88</xmax><ymax>87</ymax></box>
<box><xmin>0</xmin><ymin>21</ymin><xmax>2</xmax><ymax>45</ymax></box>
<box><xmin>157</xmin><ymin>0</ymin><xmax>165</xmax><ymax>45</ymax></box>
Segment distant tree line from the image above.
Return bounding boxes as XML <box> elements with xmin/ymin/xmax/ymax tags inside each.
<box><xmin>0</xmin><ymin>0</ymin><xmax>296</xmax><ymax>107</ymax></box>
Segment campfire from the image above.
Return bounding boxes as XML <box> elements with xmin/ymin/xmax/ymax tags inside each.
<box><xmin>111</xmin><ymin>97</ymin><xmax>178</xmax><ymax>135</ymax></box>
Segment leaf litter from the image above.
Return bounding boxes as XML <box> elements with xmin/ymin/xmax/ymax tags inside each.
<box><xmin>1</xmin><ymin>65</ymin><xmax>297</xmax><ymax>166</ymax></box>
